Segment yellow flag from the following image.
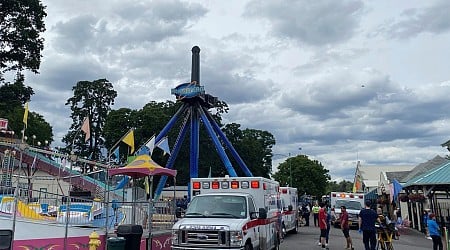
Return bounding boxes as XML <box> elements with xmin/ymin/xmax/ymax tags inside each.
<box><xmin>122</xmin><ymin>129</ymin><xmax>135</xmax><ymax>154</ymax></box>
<box><xmin>23</xmin><ymin>102</ymin><xmax>29</xmax><ymax>128</ymax></box>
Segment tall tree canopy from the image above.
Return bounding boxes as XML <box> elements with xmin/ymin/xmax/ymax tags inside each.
<box><xmin>63</xmin><ymin>79</ymin><xmax>117</xmax><ymax>161</ymax></box>
<box><xmin>0</xmin><ymin>0</ymin><xmax>47</xmax><ymax>81</ymax></box>
<box><xmin>0</xmin><ymin>76</ymin><xmax>52</xmax><ymax>143</ymax></box>
<box><xmin>327</xmin><ymin>180</ymin><xmax>354</xmax><ymax>193</ymax></box>
<box><xmin>273</xmin><ymin>155</ymin><xmax>330</xmax><ymax>199</ymax></box>
<box><xmin>222</xmin><ymin>123</ymin><xmax>275</xmax><ymax>178</ymax></box>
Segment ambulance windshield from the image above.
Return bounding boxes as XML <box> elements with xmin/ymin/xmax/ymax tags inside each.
<box><xmin>335</xmin><ymin>200</ymin><xmax>362</xmax><ymax>210</ymax></box>
<box><xmin>185</xmin><ymin>195</ymin><xmax>247</xmax><ymax>218</ymax></box>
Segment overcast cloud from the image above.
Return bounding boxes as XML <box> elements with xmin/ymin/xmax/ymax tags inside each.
<box><xmin>10</xmin><ymin>0</ymin><xmax>450</xmax><ymax>181</ymax></box>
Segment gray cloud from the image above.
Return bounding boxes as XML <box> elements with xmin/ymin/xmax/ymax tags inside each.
<box><xmin>244</xmin><ymin>0</ymin><xmax>364</xmax><ymax>45</ymax></box>
<box><xmin>380</xmin><ymin>0</ymin><xmax>450</xmax><ymax>39</ymax></box>
<box><xmin>15</xmin><ymin>0</ymin><xmax>450</xmax><ymax>182</ymax></box>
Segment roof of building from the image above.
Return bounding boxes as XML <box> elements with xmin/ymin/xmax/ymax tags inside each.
<box><xmin>359</xmin><ymin>165</ymin><xmax>414</xmax><ymax>182</ymax></box>
<box><xmin>404</xmin><ymin>160</ymin><xmax>450</xmax><ymax>187</ymax></box>
<box><xmin>400</xmin><ymin>155</ymin><xmax>449</xmax><ymax>182</ymax></box>
<box><xmin>386</xmin><ymin>171</ymin><xmax>411</xmax><ymax>183</ymax></box>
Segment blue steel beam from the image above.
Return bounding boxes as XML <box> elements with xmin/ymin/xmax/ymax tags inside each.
<box><xmin>203</xmin><ymin>107</ymin><xmax>253</xmax><ymax>177</ymax></box>
<box><xmin>155</xmin><ymin>104</ymin><xmax>187</xmax><ymax>143</ymax></box>
<box><xmin>198</xmin><ymin>106</ymin><xmax>237</xmax><ymax>177</ymax></box>
<box><xmin>189</xmin><ymin>106</ymin><xmax>199</xmax><ymax>178</ymax></box>
<box><xmin>154</xmin><ymin>111</ymin><xmax>190</xmax><ymax>200</ymax></box>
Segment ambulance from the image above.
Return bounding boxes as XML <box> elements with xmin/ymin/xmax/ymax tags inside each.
<box><xmin>330</xmin><ymin>192</ymin><xmax>365</xmax><ymax>228</ymax></box>
<box><xmin>171</xmin><ymin>176</ymin><xmax>281</xmax><ymax>250</ymax></box>
<box><xmin>279</xmin><ymin>187</ymin><xmax>298</xmax><ymax>237</ymax></box>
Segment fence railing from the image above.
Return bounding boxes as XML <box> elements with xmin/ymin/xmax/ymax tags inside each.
<box><xmin>0</xmin><ymin>185</ymin><xmax>177</xmax><ymax>233</ymax></box>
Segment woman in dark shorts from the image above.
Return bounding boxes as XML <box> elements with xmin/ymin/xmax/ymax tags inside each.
<box><xmin>340</xmin><ymin>206</ymin><xmax>354</xmax><ymax>250</ymax></box>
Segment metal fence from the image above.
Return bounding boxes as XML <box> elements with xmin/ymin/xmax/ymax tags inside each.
<box><xmin>0</xmin><ymin>184</ymin><xmax>177</xmax><ymax>237</ymax></box>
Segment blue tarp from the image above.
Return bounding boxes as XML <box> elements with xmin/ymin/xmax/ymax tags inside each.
<box><xmin>392</xmin><ymin>178</ymin><xmax>403</xmax><ymax>201</ymax></box>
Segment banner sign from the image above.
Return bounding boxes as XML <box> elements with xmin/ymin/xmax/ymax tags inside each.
<box><xmin>171</xmin><ymin>82</ymin><xmax>205</xmax><ymax>99</ymax></box>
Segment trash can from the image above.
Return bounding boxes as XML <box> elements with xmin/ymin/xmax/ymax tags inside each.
<box><xmin>0</xmin><ymin>229</ymin><xmax>13</xmax><ymax>250</ymax></box>
<box><xmin>107</xmin><ymin>237</ymin><xmax>126</xmax><ymax>250</ymax></box>
<box><xmin>116</xmin><ymin>224</ymin><xmax>143</xmax><ymax>250</ymax></box>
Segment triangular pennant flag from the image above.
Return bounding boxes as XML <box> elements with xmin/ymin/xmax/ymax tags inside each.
<box><xmin>157</xmin><ymin>136</ymin><xmax>171</xmax><ymax>155</ymax></box>
<box><xmin>122</xmin><ymin>129</ymin><xmax>135</xmax><ymax>154</ymax></box>
<box><xmin>145</xmin><ymin>135</ymin><xmax>155</xmax><ymax>155</ymax></box>
<box><xmin>81</xmin><ymin>116</ymin><xmax>90</xmax><ymax>142</ymax></box>
<box><xmin>23</xmin><ymin>102</ymin><xmax>29</xmax><ymax>128</ymax></box>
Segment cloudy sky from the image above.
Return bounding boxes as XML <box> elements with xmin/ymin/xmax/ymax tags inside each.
<box><xmin>16</xmin><ymin>0</ymin><xmax>450</xmax><ymax>181</ymax></box>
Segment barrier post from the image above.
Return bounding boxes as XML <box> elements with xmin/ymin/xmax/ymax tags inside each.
<box><xmin>89</xmin><ymin>231</ymin><xmax>101</xmax><ymax>250</ymax></box>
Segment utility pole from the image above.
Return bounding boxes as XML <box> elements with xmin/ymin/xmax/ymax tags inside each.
<box><xmin>289</xmin><ymin>152</ymin><xmax>292</xmax><ymax>187</ymax></box>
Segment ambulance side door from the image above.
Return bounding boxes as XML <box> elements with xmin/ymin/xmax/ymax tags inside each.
<box><xmin>248</xmin><ymin>197</ymin><xmax>260</xmax><ymax>248</ymax></box>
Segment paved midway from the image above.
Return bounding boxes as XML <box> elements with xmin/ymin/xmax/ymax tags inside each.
<box><xmin>281</xmin><ymin>223</ymin><xmax>435</xmax><ymax>250</ymax></box>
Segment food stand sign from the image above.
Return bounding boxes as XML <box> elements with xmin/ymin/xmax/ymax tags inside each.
<box><xmin>0</xmin><ymin>118</ymin><xmax>8</xmax><ymax>130</ymax></box>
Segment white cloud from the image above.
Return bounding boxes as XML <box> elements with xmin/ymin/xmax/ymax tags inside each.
<box><xmin>11</xmin><ymin>0</ymin><xmax>450</xmax><ymax>182</ymax></box>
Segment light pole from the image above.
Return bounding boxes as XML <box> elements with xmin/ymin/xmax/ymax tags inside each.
<box><xmin>272</xmin><ymin>153</ymin><xmax>292</xmax><ymax>187</ymax></box>
<box><xmin>273</xmin><ymin>147</ymin><xmax>302</xmax><ymax>187</ymax></box>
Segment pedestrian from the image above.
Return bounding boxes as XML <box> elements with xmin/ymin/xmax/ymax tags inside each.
<box><xmin>325</xmin><ymin>206</ymin><xmax>331</xmax><ymax>246</ymax></box>
<box><xmin>427</xmin><ymin>213</ymin><xmax>443</xmax><ymax>250</ymax></box>
<box><xmin>318</xmin><ymin>202</ymin><xmax>329</xmax><ymax>249</ymax></box>
<box><xmin>359</xmin><ymin>200</ymin><xmax>377</xmax><ymax>250</ymax></box>
<box><xmin>316</xmin><ymin>205</ymin><xmax>332</xmax><ymax>247</ymax></box>
<box><xmin>340</xmin><ymin>206</ymin><xmax>354</xmax><ymax>250</ymax></box>
<box><xmin>422</xmin><ymin>210</ymin><xmax>432</xmax><ymax>239</ymax></box>
<box><xmin>312</xmin><ymin>202</ymin><xmax>320</xmax><ymax>227</ymax></box>
<box><xmin>303</xmin><ymin>203</ymin><xmax>311</xmax><ymax>226</ymax></box>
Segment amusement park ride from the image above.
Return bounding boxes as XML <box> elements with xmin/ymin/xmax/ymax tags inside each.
<box><xmin>0</xmin><ymin>46</ymin><xmax>254</xmax><ymax>199</ymax></box>
<box><xmin>152</xmin><ymin>46</ymin><xmax>253</xmax><ymax>199</ymax></box>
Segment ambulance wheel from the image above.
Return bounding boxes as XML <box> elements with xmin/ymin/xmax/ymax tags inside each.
<box><xmin>244</xmin><ymin>242</ymin><xmax>252</xmax><ymax>250</ymax></box>
<box><xmin>281</xmin><ymin>224</ymin><xmax>287</xmax><ymax>238</ymax></box>
<box><xmin>293</xmin><ymin>220</ymin><xmax>298</xmax><ymax>234</ymax></box>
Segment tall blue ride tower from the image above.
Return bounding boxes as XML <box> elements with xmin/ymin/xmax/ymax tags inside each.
<box><xmin>154</xmin><ymin>46</ymin><xmax>253</xmax><ymax>198</ymax></box>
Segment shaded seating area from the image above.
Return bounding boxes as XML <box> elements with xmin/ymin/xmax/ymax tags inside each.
<box><xmin>403</xmin><ymin>160</ymin><xmax>450</xmax><ymax>231</ymax></box>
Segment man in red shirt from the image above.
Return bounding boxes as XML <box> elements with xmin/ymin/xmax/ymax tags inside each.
<box><xmin>340</xmin><ymin>206</ymin><xmax>354</xmax><ymax>250</ymax></box>
<box><xmin>318</xmin><ymin>202</ymin><xmax>329</xmax><ymax>249</ymax></box>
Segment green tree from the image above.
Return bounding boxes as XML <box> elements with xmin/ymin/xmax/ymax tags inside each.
<box><xmin>222</xmin><ymin>124</ymin><xmax>275</xmax><ymax>178</ymax></box>
<box><xmin>63</xmin><ymin>79</ymin><xmax>117</xmax><ymax>162</ymax></box>
<box><xmin>0</xmin><ymin>76</ymin><xmax>52</xmax><ymax>143</ymax></box>
<box><xmin>0</xmin><ymin>74</ymin><xmax>34</xmax><ymax>108</ymax></box>
<box><xmin>273</xmin><ymin>155</ymin><xmax>330</xmax><ymax>198</ymax></box>
<box><xmin>0</xmin><ymin>0</ymin><xmax>47</xmax><ymax>80</ymax></box>
<box><xmin>327</xmin><ymin>180</ymin><xmax>354</xmax><ymax>193</ymax></box>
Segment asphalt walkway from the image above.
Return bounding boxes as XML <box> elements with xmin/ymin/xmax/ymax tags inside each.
<box><xmin>281</xmin><ymin>223</ymin><xmax>443</xmax><ymax>250</ymax></box>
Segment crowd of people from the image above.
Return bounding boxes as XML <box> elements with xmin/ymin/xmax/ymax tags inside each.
<box><xmin>296</xmin><ymin>199</ymin><xmax>444</xmax><ymax>250</ymax></box>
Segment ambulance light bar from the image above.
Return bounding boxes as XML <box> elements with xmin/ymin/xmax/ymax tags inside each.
<box><xmin>333</xmin><ymin>193</ymin><xmax>364</xmax><ymax>199</ymax></box>
<box><xmin>192</xmin><ymin>180</ymin><xmax>261</xmax><ymax>190</ymax></box>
